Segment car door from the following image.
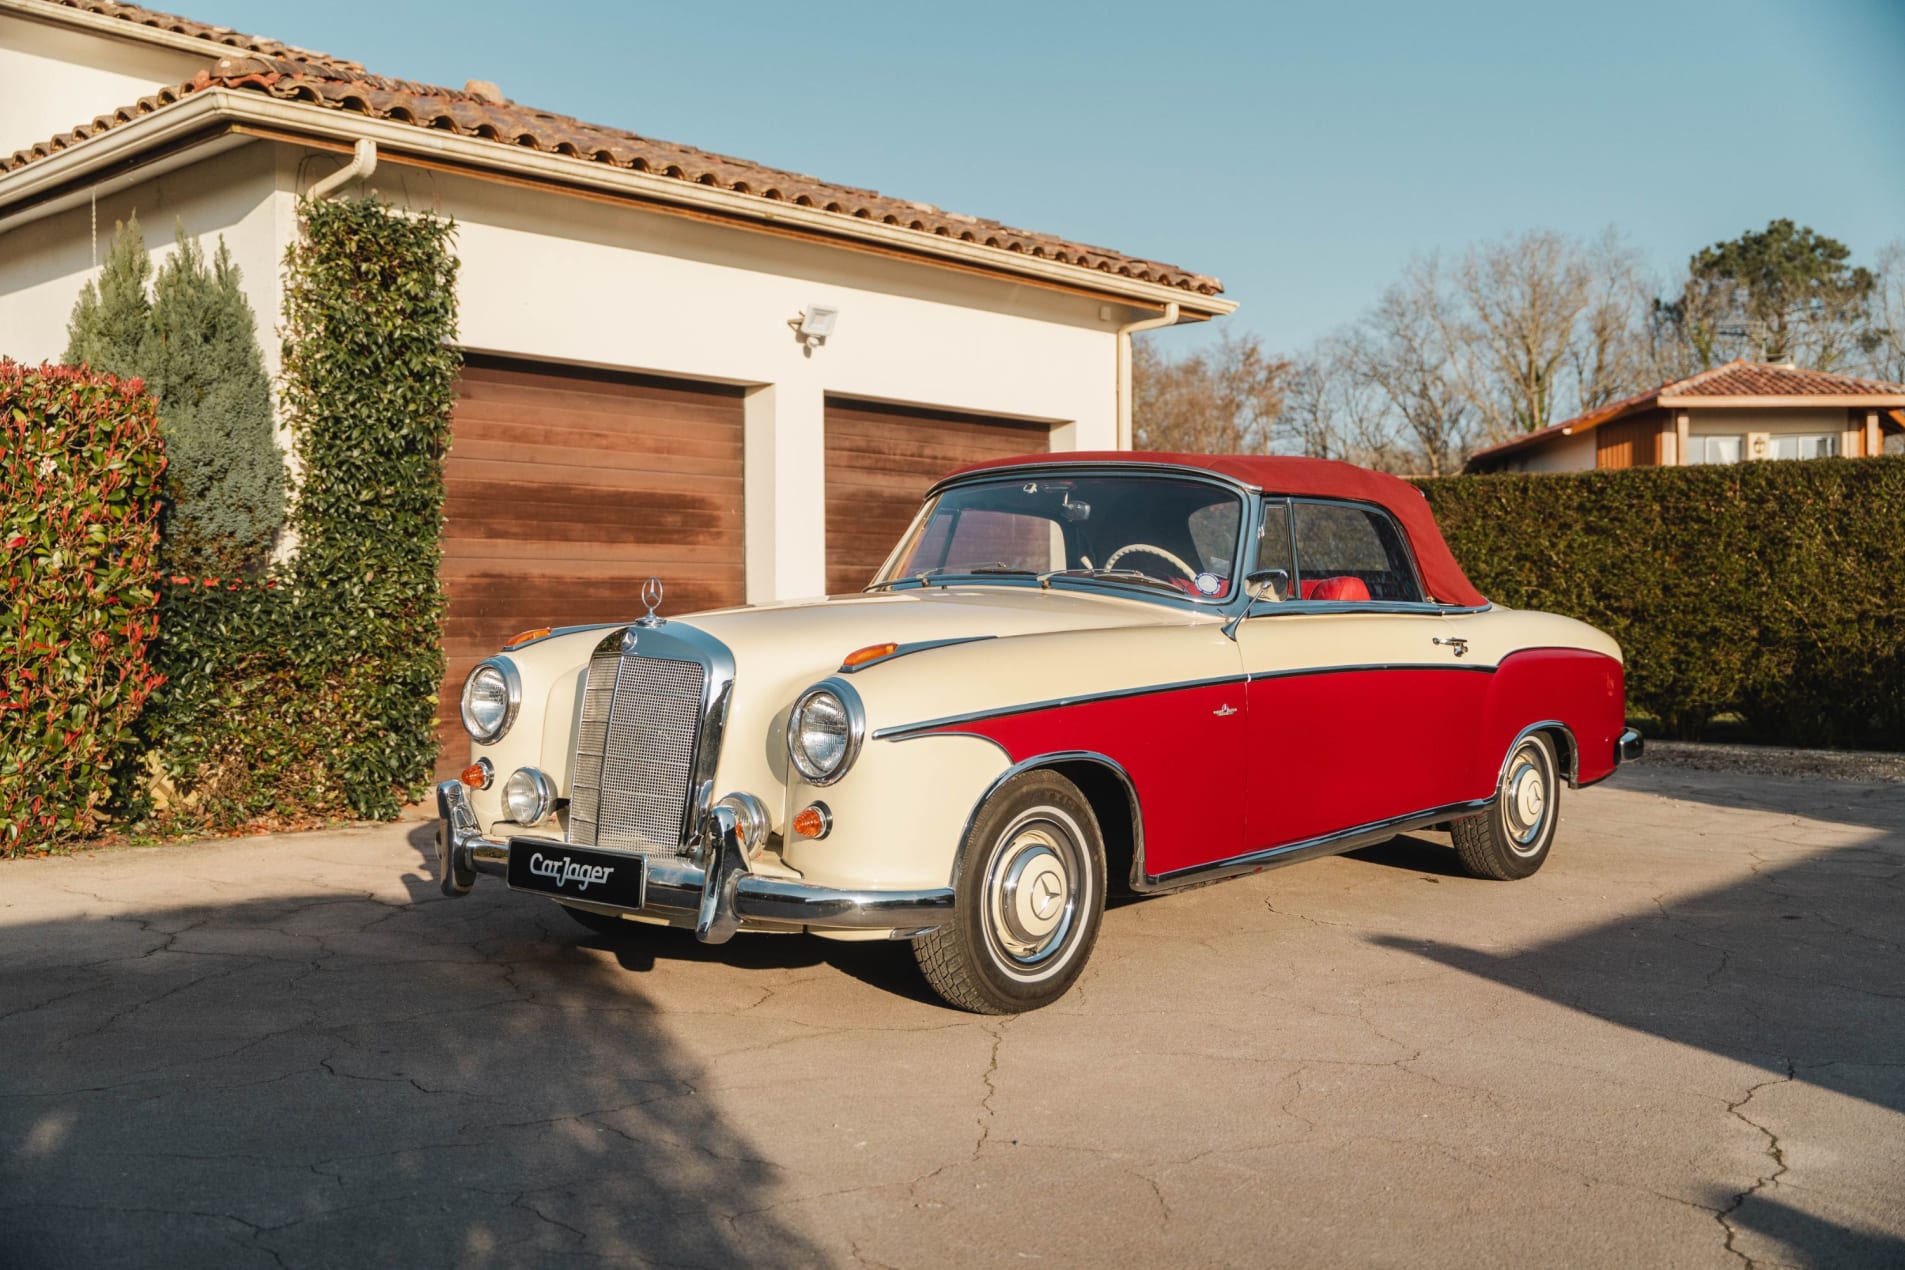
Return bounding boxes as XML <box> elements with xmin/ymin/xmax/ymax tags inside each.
<box><xmin>1235</xmin><ymin>498</ymin><xmax>1490</xmax><ymax>852</ymax></box>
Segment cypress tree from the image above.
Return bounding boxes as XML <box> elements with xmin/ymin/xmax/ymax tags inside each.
<box><xmin>63</xmin><ymin>220</ymin><xmax>285</xmax><ymax>575</ymax></box>
<box><xmin>63</xmin><ymin>214</ymin><xmax>153</xmax><ymax>377</ymax></box>
<box><xmin>146</xmin><ymin>230</ymin><xmax>285</xmax><ymax>574</ymax></box>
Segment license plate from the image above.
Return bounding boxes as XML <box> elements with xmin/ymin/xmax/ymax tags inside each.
<box><xmin>506</xmin><ymin>838</ymin><xmax>648</xmax><ymax>911</ymax></box>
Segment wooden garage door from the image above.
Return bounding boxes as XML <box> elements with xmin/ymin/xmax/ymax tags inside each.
<box><xmin>439</xmin><ymin>356</ymin><xmax>745</xmax><ymax>775</ymax></box>
<box><xmin>824</xmin><ymin>398</ymin><xmax>1051</xmax><ymax>594</ymax></box>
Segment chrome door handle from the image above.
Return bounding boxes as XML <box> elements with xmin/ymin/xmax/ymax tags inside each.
<box><xmin>1432</xmin><ymin>637</ymin><xmax>1469</xmax><ymax>658</ymax></box>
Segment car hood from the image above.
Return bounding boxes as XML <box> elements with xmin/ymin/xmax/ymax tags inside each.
<box><xmin>682</xmin><ymin>584</ymin><xmax>1205</xmax><ymax>679</ymax></box>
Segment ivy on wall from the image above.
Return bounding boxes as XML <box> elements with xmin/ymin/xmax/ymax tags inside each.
<box><xmin>137</xmin><ymin>196</ymin><xmax>462</xmax><ymax>833</ymax></box>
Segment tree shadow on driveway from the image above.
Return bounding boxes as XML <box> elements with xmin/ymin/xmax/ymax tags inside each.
<box><xmin>0</xmin><ymin>870</ymin><xmax>827</xmax><ymax>1268</ymax></box>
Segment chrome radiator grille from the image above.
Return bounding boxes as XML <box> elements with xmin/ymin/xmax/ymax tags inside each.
<box><xmin>568</xmin><ymin>641</ymin><xmax>708</xmax><ymax>856</ymax></box>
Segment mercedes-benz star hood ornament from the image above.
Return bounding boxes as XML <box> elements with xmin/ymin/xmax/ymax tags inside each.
<box><xmin>635</xmin><ymin>575</ymin><xmax>666</xmax><ymax>627</ymax></box>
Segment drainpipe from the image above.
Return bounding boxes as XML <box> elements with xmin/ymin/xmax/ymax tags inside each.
<box><xmin>308</xmin><ymin>139</ymin><xmax>377</xmax><ymax>199</ymax></box>
<box><xmin>1116</xmin><ymin>301</ymin><xmax>1179</xmax><ymax>449</ymax></box>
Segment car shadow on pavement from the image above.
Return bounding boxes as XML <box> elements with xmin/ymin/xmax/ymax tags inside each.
<box><xmin>1367</xmin><ymin>807</ymin><xmax>1905</xmax><ymax>1267</ymax></box>
<box><xmin>0</xmin><ymin>883</ymin><xmax>827</xmax><ymax>1268</ymax></box>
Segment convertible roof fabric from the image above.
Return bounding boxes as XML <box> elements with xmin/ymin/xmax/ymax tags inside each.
<box><xmin>947</xmin><ymin>452</ymin><xmax>1488</xmax><ymax>608</ymax></box>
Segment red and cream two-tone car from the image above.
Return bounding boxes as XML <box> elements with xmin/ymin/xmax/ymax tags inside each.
<box><xmin>437</xmin><ymin>453</ymin><xmax>1640</xmax><ymax>1013</ymax></box>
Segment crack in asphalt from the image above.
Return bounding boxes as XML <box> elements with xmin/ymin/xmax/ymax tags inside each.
<box><xmin>1715</xmin><ymin>1058</ymin><xmax>1797</xmax><ymax>1269</ymax></box>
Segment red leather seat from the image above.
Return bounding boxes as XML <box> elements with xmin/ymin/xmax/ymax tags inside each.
<box><xmin>1300</xmin><ymin>576</ymin><xmax>1370</xmax><ymax>602</ymax></box>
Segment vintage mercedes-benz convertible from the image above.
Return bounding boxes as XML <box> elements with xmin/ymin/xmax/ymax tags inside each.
<box><xmin>437</xmin><ymin>452</ymin><xmax>1641</xmax><ymax>1013</ymax></box>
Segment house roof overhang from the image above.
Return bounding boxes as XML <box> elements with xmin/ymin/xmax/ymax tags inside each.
<box><xmin>0</xmin><ymin>24</ymin><xmax>1236</xmax><ymax>321</ymax></box>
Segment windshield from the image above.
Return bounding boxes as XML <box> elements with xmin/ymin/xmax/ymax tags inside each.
<box><xmin>875</xmin><ymin>475</ymin><xmax>1246</xmax><ymax>600</ymax></box>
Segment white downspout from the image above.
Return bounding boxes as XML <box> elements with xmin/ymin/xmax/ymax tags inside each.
<box><xmin>308</xmin><ymin>139</ymin><xmax>377</xmax><ymax>199</ymax></box>
<box><xmin>1115</xmin><ymin>301</ymin><xmax>1179</xmax><ymax>449</ymax></box>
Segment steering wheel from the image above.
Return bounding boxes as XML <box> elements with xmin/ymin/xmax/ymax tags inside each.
<box><xmin>1104</xmin><ymin>542</ymin><xmax>1198</xmax><ymax>580</ymax></box>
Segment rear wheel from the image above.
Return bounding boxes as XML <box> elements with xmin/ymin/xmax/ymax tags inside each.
<box><xmin>1452</xmin><ymin>732</ymin><xmax>1560</xmax><ymax>880</ymax></box>
<box><xmin>914</xmin><ymin>771</ymin><xmax>1106</xmax><ymax>1014</ymax></box>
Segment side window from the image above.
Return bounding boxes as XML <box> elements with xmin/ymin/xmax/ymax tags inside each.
<box><xmin>1253</xmin><ymin>500</ymin><xmax>1294</xmax><ymax>600</ymax></box>
<box><xmin>1291</xmin><ymin>502</ymin><xmax>1423</xmax><ymax>603</ymax></box>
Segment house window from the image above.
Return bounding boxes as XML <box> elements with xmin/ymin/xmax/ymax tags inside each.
<box><xmin>1768</xmin><ymin>434</ymin><xmax>1840</xmax><ymax>460</ymax></box>
<box><xmin>1686</xmin><ymin>435</ymin><xmax>1743</xmax><ymax>465</ymax></box>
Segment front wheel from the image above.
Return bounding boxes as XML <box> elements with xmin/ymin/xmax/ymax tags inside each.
<box><xmin>1451</xmin><ymin>732</ymin><xmax>1560</xmax><ymax>880</ymax></box>
<box><xmin>914</xmin><ymin>771</ymin><xmax>1106</xmax><ymax>1014</ymax></box>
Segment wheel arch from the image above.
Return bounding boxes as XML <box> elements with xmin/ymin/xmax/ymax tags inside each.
<box><xmin>1500</xmin><ymin>719</ymin><xmax>1578</xmax><ymax>790</ymax></box>
<box><xmin>950</xmin><ymin>750</ymin><xmax>1144</xmax><ymax>895</ymax></box>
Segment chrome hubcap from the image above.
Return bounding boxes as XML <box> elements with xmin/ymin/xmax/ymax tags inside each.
<box><xmin>984</xmin><ymin>814</ymin><xmax>1082</xmax><ymax>971</ymax></box>
<box><xmin>1502</xmin><ymin>747</ymin><xmax>1550</xmax><ymax>853</ymax></box>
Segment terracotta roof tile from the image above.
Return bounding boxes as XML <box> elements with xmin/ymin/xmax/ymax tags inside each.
<box><xmin>28</xmin><ymin>0</ymin><xmax>360</xmax><ymax>70</ymax></box>
<box><xmin>1</xmin><ymin>43</ymin><xmax>1223</xmax><ymax>297</ymax></box>
<box><xmin>1663</xmin><ymin>361</ymin><xmax>1905</xmax><ymax>398</ymax></box>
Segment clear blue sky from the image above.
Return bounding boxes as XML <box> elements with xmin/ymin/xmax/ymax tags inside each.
<box><xmin>197</xmin><ymin>0</ymin><xmax>1905</xmax><ymax>355</ymax></box>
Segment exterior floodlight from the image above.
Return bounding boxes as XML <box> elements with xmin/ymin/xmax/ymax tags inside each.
<box><xmin>791</xmin><ymin>305</ymin><xmax>839</xmax><ymax>353</ymax></box>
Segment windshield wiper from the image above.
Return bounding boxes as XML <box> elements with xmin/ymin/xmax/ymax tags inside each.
<box><xmin>1037</xmin><ymin>567</ymin><xmax>1184</xmax><ymax>595</ymax></box>
<box><xmin>868</xmin><ymin>563</ymin><xmax>1035</xmax><ymax>591</ymax></box>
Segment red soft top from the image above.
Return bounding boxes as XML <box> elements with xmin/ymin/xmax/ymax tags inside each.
<box><xmin>945</xmin><ymin>451</ymin><xmax>1487</xmax><ymax>608</ymax></box>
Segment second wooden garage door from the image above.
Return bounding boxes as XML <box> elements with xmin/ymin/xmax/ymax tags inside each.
<box><xmin>439</xmin><ymin>356</ymin><xmax>745</xmax><ymax>774</ymax></box>
<box><xmin>824</xmin><ymin>398</ymin><xmax>1051</xmax><ymax>594</ymax></box>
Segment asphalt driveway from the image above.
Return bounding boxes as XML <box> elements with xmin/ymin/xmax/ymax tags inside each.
<box><xmin>2</xmin><ymin>766</ymin><xmax>1901</xmax><ymax>1268</ymax></box>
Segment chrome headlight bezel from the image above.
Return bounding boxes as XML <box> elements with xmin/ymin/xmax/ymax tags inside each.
<box><xmin>785</xmin><ymin>677</ymin><xmax>866</xmax><ymax>786</ymax></box>
<box><xmin>460</xmin><ymin>656</ymin><xmax>522</xmax><ymax>744</ymax></box>
<box><xmin>502</xmin><ymin>765</ymin><xmax>556</xmax><ymax>825</ymax></box>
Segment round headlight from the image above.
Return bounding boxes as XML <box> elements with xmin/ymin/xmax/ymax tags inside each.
<box><xmin>786</xmin><ymin>680</ymin><xmax>864</xmax><ymax>785</ymax></box>
<box><xmin>503</xmin><ymin>766</ymin><xmax>555</xmax><ymax>825</ymax></box>
<box><xmin>460</xmin><ymin>657</ymin><xmax>520</xmax><ymax>744</ymax></box>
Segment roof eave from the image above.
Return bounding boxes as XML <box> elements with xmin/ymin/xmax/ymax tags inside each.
<box><xmin>0</xmin><ymin>88</ymin><xmax>1235</xmax><ymax>319</ymax></box>
<box><xmin>1659</xmin><ymin>393</ymin><xmax>1905</xmax><ymax>409</ymax></box>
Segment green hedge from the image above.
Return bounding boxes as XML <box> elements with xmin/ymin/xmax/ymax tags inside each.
<box><xmin>1419</xmin><ymin>457</ymin><xmax>1905</xmax><ymax>747</ymax></box>
<box><xmin>1</xmin><ymin>363</ymin><xmax>165</xmax><ymax>852</ymax></box>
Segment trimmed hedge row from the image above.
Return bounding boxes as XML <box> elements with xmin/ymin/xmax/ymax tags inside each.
<box><xmin>1419</xmin><ymin>456</ymin><xmax>1905</xmax><ymax>747</ymax></box>
<box><xmin>1</xmin><ymin>364</ymin><xmax>166</xmax><ymax>849</ymax></box>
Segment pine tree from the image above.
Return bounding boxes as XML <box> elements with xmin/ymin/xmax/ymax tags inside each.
<box><xmin>146</xmin><ymin>230</ymin><xmax>285</xmax><ymax>574</ymax></box>
<box><xmin>63</xmin><ymin>214</ymin><xmax>153</xmax><ymax>378</ymax></box>
<box><xmin>63</xmin><ymin>219</ymin><xmax>285</xmax><ymax>575</ymax></box>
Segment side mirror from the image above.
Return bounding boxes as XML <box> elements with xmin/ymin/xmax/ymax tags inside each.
<box><xmin>1244</xmin><ymin>569</ymin><xmax>1288</xmax><ymax>601</ymax></box>
<box><xmin>1224</xmin><ymin>570</ymin><xmax>1289</xmax><ymax>641</ymax></box>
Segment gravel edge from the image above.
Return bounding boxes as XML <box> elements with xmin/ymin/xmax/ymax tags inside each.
<box><xmin>1643</xmin><ymin>739</ymin><xmax>1905</xmax><ymax>784</ymax></box>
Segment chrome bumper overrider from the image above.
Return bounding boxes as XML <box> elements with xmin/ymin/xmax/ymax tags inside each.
<box><xmin>434</xmin><ymin>781</ymin><xmax>954</xmax><ymax>943</ymax></box>
<box><xmin>1617</xmin><ymin>728</ymin><xmax>1645</xmax><ymax>764</ymax></box>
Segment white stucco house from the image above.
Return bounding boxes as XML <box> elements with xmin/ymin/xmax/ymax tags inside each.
<box><xmin>0</xmin><ymin>0</ymin><xmax>1233</xmax><ymax>768</ymax></box>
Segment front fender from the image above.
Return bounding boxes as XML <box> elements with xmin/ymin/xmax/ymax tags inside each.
<box><xmin>779</xmin><ymin>731</ymin><xmax>1010</xmax><ymax>892</ymax></box>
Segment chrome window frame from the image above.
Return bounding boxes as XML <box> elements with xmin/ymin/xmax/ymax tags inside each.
<box><xmin>867</xmin><ymin>464</ymin><xmax>1254</xmax><ymax>611</ymax></box>
<box><xmin>1243</xmin><ymin>494</ymin><xmax>1485</xmax><ymax>618</ymax></box>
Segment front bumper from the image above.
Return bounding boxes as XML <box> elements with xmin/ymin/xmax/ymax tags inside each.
<box><xmin>1617</xmin><ymin>727</ymin><xmax>1645</xmax><ymax>765</ymax></box>
<box><xmin>434</xmin><ymin>781</ymin><xmax>954</xmax><ymax>943</ymax></box>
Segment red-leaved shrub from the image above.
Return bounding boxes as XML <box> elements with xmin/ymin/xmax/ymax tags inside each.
<box><xmin>1</xmin><ymin>362</ymin><xmax>165</xmax><ymax>852</ymax></box>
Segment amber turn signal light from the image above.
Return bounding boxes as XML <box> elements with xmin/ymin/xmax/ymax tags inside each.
<box><xmin>503</xmin><ymin>627</ymin><xmax>551</xmax><ymax>650</ymax></box>
<box><xmin>841</xmin><ymin>642</ymin><xmax>898</xmax><ymax>670</ymax></box>
<box><xmin>791</xmin><ymin>803</ymin><xmax>832</xmax><ymax>839</ymax></box>
<box><xmin>461</xmin><ymin>759</ymin><xmax>493</xmax><ymax>790</ymax></box>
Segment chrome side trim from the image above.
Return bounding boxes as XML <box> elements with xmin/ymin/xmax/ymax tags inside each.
<box><xmin>874</xmin><ymin>674</ymin><xmax>1250</xmax><ymax>742</ymax></box>
<box><xmin>839</xmin><ymin>635</ymin><xmax>997</xmax><ymax>673</ymax></box>
<box><xmin>1247</xmin><ymin>661</ymin><xmax>1497</xmax><ymax>682</ymax></box>
<box><xmin>1140</xmin><ymin>799</ymin><xmax>1495</xmax><ymax>890</ymax></box>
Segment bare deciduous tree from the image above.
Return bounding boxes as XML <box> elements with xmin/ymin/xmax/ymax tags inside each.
<box><xmin>1866</xmin><ymin>240</ymin><xmax>1905</xmax><ymax>385</ymax></box>
<box><xmin>1353</xmin><ymin>260</ymin><xmax>1478</xmax><ymax>477</ymax></box>
<box><xmin>1132</xmin><ymin>329</ymin><xmax>1292</xmax><ymax>454</ymax></box>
